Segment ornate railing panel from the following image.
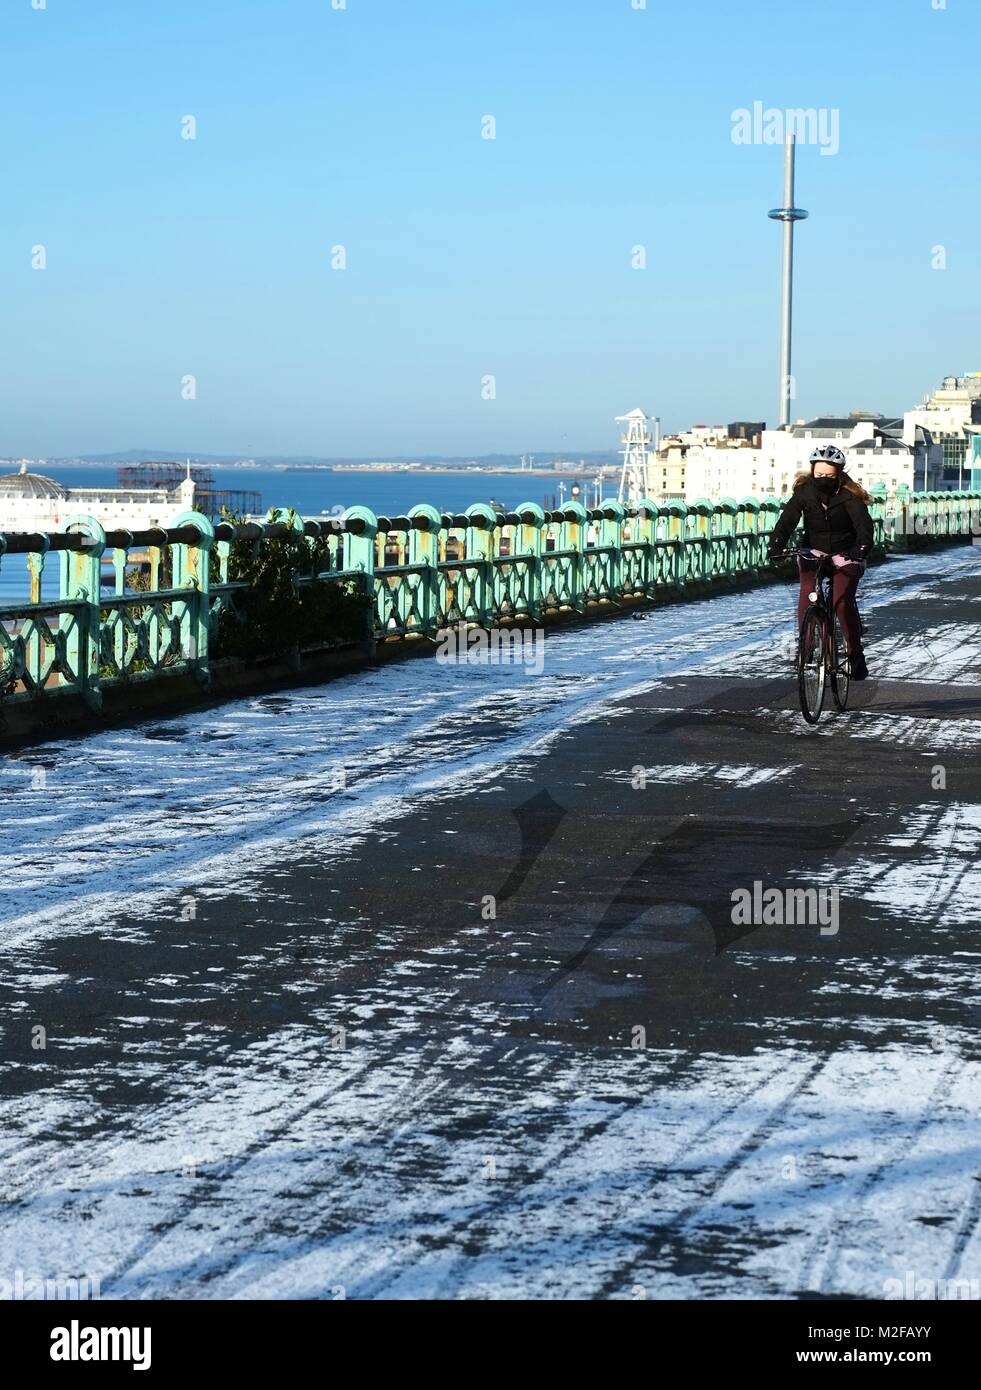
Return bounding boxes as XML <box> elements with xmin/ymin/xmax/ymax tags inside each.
<box><xmin>0</xmin><ymin>487</ymin><xmax>977</xmax><ymax>712</ymax></box>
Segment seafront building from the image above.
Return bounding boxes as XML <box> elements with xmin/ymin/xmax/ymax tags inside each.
<box><xmin>904</xmin><ymin>374</ymin><xmax>981</xmax><ymax>490</ymax></box>
<box><xmin>653</xmin><ymin>417</ymin><xmax>916</xmax><ymax>503</ymax></box>
<box><xmin>651</xmin><ymin>389</ymin><xmax>981</xmax><ymax>503</ymax></box>
<box><xmin>648</xmin><ymin>375</ymin><xmax>981</xmax><ymax>504</ymax></box>
<box><xmin>0</xmin><ymin>461</ymin><xmax>196</xmax><ymax>532</ymax></box>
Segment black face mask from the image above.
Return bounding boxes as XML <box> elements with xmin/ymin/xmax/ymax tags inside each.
<box><xmin>814</xmin><ymin>476</ymin><xmax>838</xmax><ymax>496</ymax></box>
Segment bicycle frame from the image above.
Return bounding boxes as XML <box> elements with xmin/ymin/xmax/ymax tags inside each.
<box><xmin>795</xmin><ymin>550</ymin><xmax>851</xmax><ymax>723</ymax></box>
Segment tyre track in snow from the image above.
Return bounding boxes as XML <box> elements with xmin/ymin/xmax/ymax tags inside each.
<box><xmin>592</xmin><ymin>1051</ymin><xmax>833</xmax><ymax>1299</ymax></box>
<box><xmin>801</xmin><ymin>1054</ymin><xmax>966</xmax><ymax>1294</ymax></box>
<box><xmin>414</xmin><ymin>1050</ymin><xmax>798</xmax><ymax>1301</ymax></box>
<box><xmin>797</xmin><ymin>831</ymin><xmax>981</xmax><ymax>1295</ymax></box>
<box><xmin>4</xmin><ymin>900</ymin><xmax>801</xmax><ymax>1300</ymax></box>
<box><xmin>107</xmin><ymin>1031</ymin><xmax>462</xmax><ymax>1295</ymax></box>
<box><xmin>113</xmin><ymin>1038</ymin><xmax>637</xmax><ymax>1298</ymax></box>
<box><xmin>1</xmin><ymin>934</ymin><xmax>502</xmax><ymax>1284</ymax></box>
<box><xmin>7</xmin><ymin>913</ymin><xmax>657</xmax><ymax>1293</ymax></box>
<box><xmin>942</xmin><ymin>1157</ymin><xmax>981</xmax><ymax>1283</ymax></box>
<box><xmin>115</xmin><ymin>1045</ymin><xmax>796</xmax><ymax>1300</ymax></box>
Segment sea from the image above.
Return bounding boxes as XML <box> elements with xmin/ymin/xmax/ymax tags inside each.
<box><xmin>0</xmin><ymin>465</ymin><xmax>595</xmax><ymax>605</ymax></box>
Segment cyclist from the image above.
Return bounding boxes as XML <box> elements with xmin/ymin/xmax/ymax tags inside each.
<box><xmin>767</xmin><ymin>444</ymin><xmax>873</xmax><ymax>680</ymax></box>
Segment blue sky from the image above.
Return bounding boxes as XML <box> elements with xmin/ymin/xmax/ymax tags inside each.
<box><xmin>1</xmin><ymin>0</ymin><xmax>977</xmax><ymax>458</ymax></box>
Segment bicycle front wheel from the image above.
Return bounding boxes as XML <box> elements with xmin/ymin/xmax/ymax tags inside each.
<box><xmin>798</xmin><ymin>607</ymin><xmax>827</xmax><ymax>724</ymax></box>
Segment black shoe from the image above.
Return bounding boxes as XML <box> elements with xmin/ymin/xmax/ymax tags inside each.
<box><xmin>849</xmin><ymin>651</ymin><xmax>869</xmax><ymax>681</ymax></box>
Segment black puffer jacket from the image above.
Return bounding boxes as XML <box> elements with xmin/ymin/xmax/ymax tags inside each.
<box><xmin>769</xmin><ymin>479</ymin><xmax>874</xmax><ymax>556</ymax></box>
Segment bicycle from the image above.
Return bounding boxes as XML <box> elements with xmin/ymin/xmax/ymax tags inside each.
<box><xmin>791</xmin><ymin>549</ymin><xmax>852</xmax><ymax>724</ymax></box>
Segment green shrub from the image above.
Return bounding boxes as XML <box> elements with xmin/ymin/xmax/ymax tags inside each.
<box><xmin>211</xmin><ymin>508</ymin><xmax>372</xmax><ymax>660</ymax></box>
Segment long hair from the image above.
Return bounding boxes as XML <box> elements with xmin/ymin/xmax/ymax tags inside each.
<box><xmin>792</xmin><ymin>469</ymin><xmax>872</xmax><ymax>505</ymax></box>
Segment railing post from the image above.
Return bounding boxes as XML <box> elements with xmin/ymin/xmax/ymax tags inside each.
<box><xmin>59</xmin><ymin>515</ymin><xmax>105</xmax><ymax>711</ymax></box>
<box><xmin>341</xmin><ymin>506</ymin><xmax>379</xmax><ymax>636</ymax></box>
<box><xmin>868</xmin><ymin>483</ymin><xmax>889</xmax><ymax>555</ymax></box>
<box><xmin>915</xmin><ymin>490</ymin><xmax>927</xmax><ymax>545</ymax></box>
<box><xmin>889</xmin><ymin>489</ymin><xmax>911</xmax><ymax>553</ymax></box>
<box><xmin>547</xmin><ymin>500</ymin><xmax>578</xmax><ymax>608</ymax></box>
<box><xmin>688</xmin><ymin>499</ymin><xmax>713</xmax><ymax>581</ymax></box>
<box><xmin>407</xmin><ymin>504</ymin><xmax>443</xmax><ymax>636</ymax></box>
<box><xmin>464</xmin><ymin>503</ymin><xmax>498</xmax><ymax>625</ymax></box>
<box><xmin>714</xmin><ymin>498</ymin><xmax>737</xmax><ymax>577</ymax></box>
<box><xmin>597</xmin><ymin>498</ymin><xmax>625</xmax><ymax>600</ymax></box>
<box><xmin>171</xmin><ymin>510</ymin><xmax>214</xmax><ymax>687</ymax></box>
<box><xmin>759</xmin><ymin>497</ymin><xmax>781</xmax><ymax>556</ymax></box>
<box><xmin>933</xmin><ymin>489</ymin><xmax>945</xmax><ymax>539</ymax></box>
<box><xmin>907</xmin><ymin>486</ymin><xmax>925</xmax><ymax>547</ymax></box>
<box><xmin>946</xmin><ymin>490</ymin><xmax>959</xmax><ymax>538</ymax></box>
<box><xmin>286</xmin><ymin>509</ymin><xmax>307</xmax><ymax>670</ymax></box>
<box><xmin>512</xmin><ymin>501</ymin><xmax>546</xmax><ymax>620</ymax></box>
<box><xmin>659</xmin><ymin>502</ymin><xmax>687</xmax><ymax>591</ymax></box>
<box><xmin>737</xmin><ymin>496</ymin><xmax>761</xmax><ymax>571</ymax></box>
<box><xmin>213</xmin><ymin>531</ymin><xmax>230</xmax><ymax>585</ymax></box>
<box><xmin>632</xmin><ymin>499</ymin><xmax>657</xmax><ymax>597</ymax></box>
<box><xmin>26</xmin><ymin>535</ymin><xmax>49</xmax><ymax>682</ymax></box>
<box><xmin>107</xmin><ymin>529</ymin><xmax>134</xmax><ymax>669</ymax></box>
<box><xmin>928</xmin><ymin>490</ymin><xmax>940</xmax><ymax>543</ymax></box>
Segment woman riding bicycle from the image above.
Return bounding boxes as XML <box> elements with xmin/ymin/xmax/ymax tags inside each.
<box><xmin>766</xmin><ymin>445</ymin><xmax>873</xmax><ymax>681</ymax></box>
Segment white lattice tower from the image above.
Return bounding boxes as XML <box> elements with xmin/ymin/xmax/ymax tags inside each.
<box><xmin>616</xmin><ymin>409</ymin><xmax>653</xmax><ymax>505</ymax></box>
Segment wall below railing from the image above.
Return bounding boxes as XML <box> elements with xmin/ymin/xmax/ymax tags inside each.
<box><xmin>1</xmin><ymin>487</ymin><xmax>979</xmax><ymax>748</ymax></box>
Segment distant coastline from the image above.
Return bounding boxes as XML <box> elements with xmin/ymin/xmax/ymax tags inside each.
<box><xmin>309</xmin><ymin>464</ymin><xmax>600</xmax><ymax>478</ymax></box>
<box><xmin>28</xmin><ymin>453</ymin><xmax>620</xmax><ymax>476</ymax></box>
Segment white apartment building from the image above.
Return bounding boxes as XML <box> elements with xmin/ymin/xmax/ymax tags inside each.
<box><xmin>678</xmin><ymin>425</ymin><xmax>730</xmax><ymax>447</ymax></box>
<box><xmin>649</xmin><ymin>376</ymin><xmax>981</xmax><ymax>505</ymax></box>
<box><xmin>680</xmin><ymin>417</ymin><xmax>919</xmax><ymax>502</ymax></box>
<box><xmin>0</xmin><ymin>462</ymin><xmax>196</xmax><ymax>533</ymax></box>
<box><xmin>904</xmin><ymin>374</ymin><xmax>981</xmax><ymax>489</ymax></box>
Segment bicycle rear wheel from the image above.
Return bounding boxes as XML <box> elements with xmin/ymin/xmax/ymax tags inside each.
<box><xmin>798</xmin><ymin>607</ymin><xmax>827</xmax><ymax>724</ymax></box>
<box><xmin>830</xmin><ymin>610</ymin><xmax>850</xmax><ymax>711</ymax></box>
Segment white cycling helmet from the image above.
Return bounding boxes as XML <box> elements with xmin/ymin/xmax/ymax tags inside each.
<box><xmin>809</xmin><ymin>444</ymin><xmax>846</xmax><ymax>468</ymax></box>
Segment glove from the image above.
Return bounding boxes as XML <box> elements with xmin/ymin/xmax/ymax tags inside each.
<box><xmin>845</xmin><ymin>546</ymin><xmax>867</xmax><ymax>562</ymax></box>
<box><xmin>766</xmin><ymin>542</ymin><xmax>785</xmax><ymax>559</ymax></box>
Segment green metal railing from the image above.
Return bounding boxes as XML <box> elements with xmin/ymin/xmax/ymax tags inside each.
<box><xmin>1</xmin><ymin>487</ymin><xmax>978</xmax><ymax>712</ymax></box>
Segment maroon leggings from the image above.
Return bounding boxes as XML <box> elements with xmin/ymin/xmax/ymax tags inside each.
<box><xmin>797</xmin><ymin>555</ymin><xmax>864</xmax><ymax>653</ymax></box>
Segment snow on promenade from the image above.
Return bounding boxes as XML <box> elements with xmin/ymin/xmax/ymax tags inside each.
<box><xmin>1</xmin><ymin>547</ymin><xmax>980</xmax><ymax>1299</ymax></box>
